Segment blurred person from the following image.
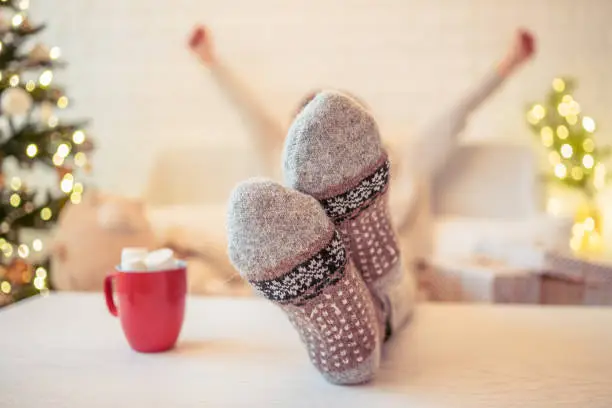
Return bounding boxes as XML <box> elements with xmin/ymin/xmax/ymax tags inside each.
<box><xmin>188</xmin><ymin>25</ymin><xmax>535</xmax><ymax>270</ymax></box>
<box><xmin>191</xmin><ymin>26</ymin><xmax>535</xmax><ymax>383</ymax></box>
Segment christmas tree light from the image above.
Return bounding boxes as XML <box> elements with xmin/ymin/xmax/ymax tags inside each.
<box><xmin>526</xmin><ymin>77</ymin><xmax>610</xmax><ymax>253</ymax></box>
<box><xmin>0</xmin><ymin>0</ymin><xmax>95</xmax><ymax>306</ymax></box>
<box><xmin>526</xmin><ymin>77</ymin><xmax>610</xmax><ymax>197</ymax></box>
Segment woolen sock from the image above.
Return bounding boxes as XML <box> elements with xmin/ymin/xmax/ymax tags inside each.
<box><xmin>226</xmin><ymin>179</ymin><xmax>381</xmax><ymax>385</ymax></box>
<box><xmin>282</xmin><ymin>90</ymin><xmax>416</xmax><ymax>338</ymax></box>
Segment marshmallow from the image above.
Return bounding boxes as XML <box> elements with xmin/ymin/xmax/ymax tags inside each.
<box><xmin>120</xmin><ymin>247</ymin><xmax>148</xmax><ymax>271</ymax></box>
<box><xmin>122</xmin><ymin>247</ymin><xmax>148</xmax><ymax>261</ymax></box>
<box><xmin>144</xmin><ymin>248</ymin><xmax>178</xmax><ymax>271</ymax></box>
<box><xmin>121</xmin><ymin>257</ymin><xmax>147</xmax><ymax>271</ymax></box>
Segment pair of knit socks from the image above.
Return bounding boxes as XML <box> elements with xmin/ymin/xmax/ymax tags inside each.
<box><xmin>227</xmin><ymin>91</ymin><xmax>416</xmax><ymax>385</ymax></box>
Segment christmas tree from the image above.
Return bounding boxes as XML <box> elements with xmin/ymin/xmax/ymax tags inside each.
<box><xmin>0</xmin><ymin>0</ymin><xmax>93</xmax><ymax>306</ymax></box>
<box><xmin>526</xmin><ymin>77</ymin><xmax>609</xmax><ymax>196</ymax></box>
<box><xmin>526</xmin><ymin>77</ymin><xmax>610</xmax><ymax>252</ymax></box>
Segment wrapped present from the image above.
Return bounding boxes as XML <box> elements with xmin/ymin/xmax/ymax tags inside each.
<box><xmin>423</xmin><ymin>244</ymin><xmax>612</xmax><ymax>305</ymax></box>
<box><xmin>545</xmin><ymin>250</ymin><xmax>612</xmax><ymax>284</ymax></box>
<box><xmin>540</xmin><ymin>276</ymin><xmax>583</xmax><ymax>305</ymax></box>
<box><xmin>426</xmin><ymin>256</ymin><xmax>541</xmax><ymax>304</ymax></box>
<box><xmin>541</xmin><ymin>250</ymin><xmax>612</xmax><ymax>305</ymax></box>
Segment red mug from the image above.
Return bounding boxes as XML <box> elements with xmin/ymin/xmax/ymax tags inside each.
<box><xmin>104</xmin><ymin>262</ymin><xmax>187</xmax><ymax>352</ymax></box>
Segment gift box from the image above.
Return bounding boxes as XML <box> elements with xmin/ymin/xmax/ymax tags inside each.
<box><xmin>541</xmin><ymin>251</ymin><xmax>612</xmax><ymax>306</ymax></box>
<box><xmin>425</xmin><ymin>256</ymin><xmax>541</xmax><ymax>304</ymax></box>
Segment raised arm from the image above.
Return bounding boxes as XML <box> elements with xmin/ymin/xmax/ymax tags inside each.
<box><xmin>398</xmin><ymin>29</ymin><xmax>535</xmax><ymax>180</ymax></box>
<box><xmin>389</xmin><ymin>29</ymin><xmax>536</xmax><ymax>229</ymax></box>
<box><xmin>462</xmin><ymin>29</ymin><xmax>536</xmax><ymax>114</ymax></box>
<box><xmin>188</xmin><ymin>25</ymin><xmax>286</xmax><ymax>178</ymax></box>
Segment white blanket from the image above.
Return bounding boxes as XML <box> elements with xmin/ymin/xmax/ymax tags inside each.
<box><xmin>146</xmin><ymin>204</ymin><xmax>251</xmax><ymax>296</ymax></box>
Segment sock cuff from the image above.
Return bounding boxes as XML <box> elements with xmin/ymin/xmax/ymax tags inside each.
<box><xmin>249</xmin><ymin>230</ymin><xmax>348</xmax><ymax>305</ymax></box>
<box><xmin>320</xmin><ymin>157</ymin><xmax>390</xmax><ymax>223</ymax></box>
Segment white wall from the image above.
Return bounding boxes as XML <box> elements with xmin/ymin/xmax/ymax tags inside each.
<box><xmin>33</xmin><ymin>0</ymin><xmax>612</xmax><ymax>201</ymax></box>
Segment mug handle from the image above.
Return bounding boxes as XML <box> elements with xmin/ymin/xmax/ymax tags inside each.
<box><xmin>104</xmin><ymin>274</ymin><xmax>118</xmax><ymax>317</ymax></box>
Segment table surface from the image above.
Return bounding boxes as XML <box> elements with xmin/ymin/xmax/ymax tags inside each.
<box><xmin>2</xmin><ymin>293</ymin><xmax>612</xmax><ymax>408</ymax></box>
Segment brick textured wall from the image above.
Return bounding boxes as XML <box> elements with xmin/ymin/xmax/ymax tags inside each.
<box><xmin>33</xmin><ymin>0</ymin><xmax>612</xmax><ymax>207</ymax></box>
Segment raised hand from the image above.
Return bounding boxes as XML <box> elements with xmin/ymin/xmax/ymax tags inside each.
<box><xmin>499</xmin><ymin>29</ymin><xmax>536</xmax><ymax>77</ymax></box>
<box><xmin>511</xmin><ymin>29</ymin><xmax>535</xmax><ymax>65</ymax></box>
<box><xmin>188</xmin><ymin>24</ymin><xmax>215</xmax><ymax>66</ymax></box>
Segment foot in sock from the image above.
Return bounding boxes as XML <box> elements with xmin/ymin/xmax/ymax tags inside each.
<box><xmin>226</xmin><ymin>179</ymin><xmax>382</xmax><ymax>384</ymax></box>
<box><xmin>282</xmin><ymin>90</ymin><xmax>416</xmax><ymax>339</ymax></box>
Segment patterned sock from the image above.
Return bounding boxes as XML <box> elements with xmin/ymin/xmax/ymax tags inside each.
<box><xmin>226</xmin><ymin>179</ymin><xmax>382</xmax><ymax>384</ymax></box>
<box><xmin>282</xmin><ymin>90</ymin><xmax>416</xmax><ymax>339</ymax></box>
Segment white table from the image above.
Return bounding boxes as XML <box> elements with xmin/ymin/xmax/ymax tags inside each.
<box><xmin>2</xmin><ymin>293</ymin><xmax>612</xmax><ymax>407</ymax></box>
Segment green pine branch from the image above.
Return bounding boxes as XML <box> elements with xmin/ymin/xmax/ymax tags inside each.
<box><xmin>0</xmin><ymin>1</ymin><xmax>92</xmax><ymax>306</ymax></box>
<box><xmin>0</xmin><ymin>0</ymin><xmax>25</xmax><ymax>11</ymax></box>
<box><xmin>0</xmin><ymin>186</ymin><xmax>68</xmax><ymax>233</ymax></box>
<box><xmin>0</xmin><ymin>122</ymin><xmax>93</xmax><ymax>168</ymax></box>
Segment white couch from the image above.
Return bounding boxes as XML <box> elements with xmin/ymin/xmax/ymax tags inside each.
<box><xmin>431</xmin><ymin>143</ymin><xmax>572</xmax><ymax>259</ymax></box>
<box><xmin>143</xmin><ymin>142</ymin><xmax>566</xmax><ymax>297</ymax></box>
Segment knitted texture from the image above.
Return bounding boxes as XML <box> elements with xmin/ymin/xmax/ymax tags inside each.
<box><xmin>282</xmin><ymin>90</ymin><xmax>415</xmax><ymax>337</ymax></box>
<box><xmin>226</xmin><ymin>179</ymin><xmax>381</xmax><ymax>384</ymax></box>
